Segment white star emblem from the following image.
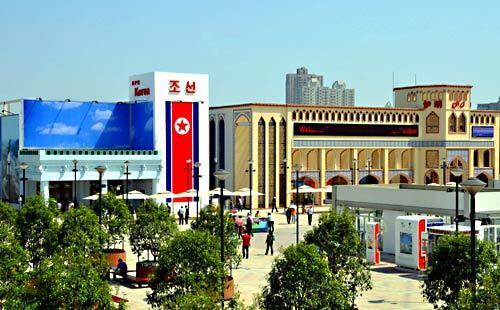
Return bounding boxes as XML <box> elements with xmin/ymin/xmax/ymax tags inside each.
<box><xmin>174</xmin><ymin>117</ymin><xmax>190</xmax><ymax>135</ymax></box>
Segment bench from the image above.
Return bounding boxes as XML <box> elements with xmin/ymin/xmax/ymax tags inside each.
<box><xmin>110</xmin><ymin>269</ymin><xmax>152</xmax><ymax>288</ymax></box>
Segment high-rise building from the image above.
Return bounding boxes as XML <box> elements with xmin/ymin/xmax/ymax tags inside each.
<box><xmin>285</xmin><ymin>67</ymin><xmax>354</xmax><ymax>106</ymax></box>
<box><xmin>477</xmin><ymin>97</ymin><xmax>500</xmax><ymax>110</ymax></box>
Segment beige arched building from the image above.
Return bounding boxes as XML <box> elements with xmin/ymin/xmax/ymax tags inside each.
<box><xmin>209</xmin><ymin>85</ymin><xmax>499</xmax><ymax>209</ymax></box>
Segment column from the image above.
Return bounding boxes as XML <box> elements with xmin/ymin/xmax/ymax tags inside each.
<box><xmin>41</xmin><ymin>181</ymin><xmax>49</xmax><ymax>201</ymax></box>
<box><xmin>319</xmin><ymin>148</ymin><xmax>326</xmax><ymax>205</ymax></box>
<box><xmin>412</xmin><ymin>148</ymin><xmax>421</xmax><ymax>184</ymax></box>
<box><xmin>352</xmin><ymin>149</ymin><xmax>359</xmax><ymax>185</ymax></box>
<box><xmin>383</xmin><ymin>149</ymin><xmax>389</xmax><ymax>184</ymax></box>
<box><xmin>468</xmin><ymin>149</ymin><xmax>474</xmax><ymax>179</ymax></box>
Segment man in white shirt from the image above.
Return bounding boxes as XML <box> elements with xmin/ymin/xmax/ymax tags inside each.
<box><xmin>267</xmin><ymin>212</ymin><xmax>274</xmax><ymax>233</ymax></box>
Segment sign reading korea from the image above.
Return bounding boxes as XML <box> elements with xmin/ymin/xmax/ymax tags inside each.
<box><xmin>294</xmin><ymin>123</ymin><xmax>419</xmax><ymax>137</ymax></box>
<box><xmin>472</xmin><ymin>126</ymin><xmax>494</xmax><ymax>138</ymax></box>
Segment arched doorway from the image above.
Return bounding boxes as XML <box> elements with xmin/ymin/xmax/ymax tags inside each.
<box><xmin>424</xmin><ymin>170</ymin><xmax>439</xmax><ymax>184</ymax></box>
<box><xmin>449</xmin><ymin>156</ymin><xmax>466</xmax><ymax>183</ymax></box>
<box><xmin>477</xmin><ymin>173</ymin><xmax>490</xmax><ymax>187</ymax></box>
<box><xmin>359</xmin><ymin>175</ymin><xmax>379</xmax><ymax>184</ymax></box>
<box><xmin>293</xmin><ymin>176</ymin><xmax>318</xmax><ymax>205</ymax></box>
<box><xmin>327</xmin><ymin>175</ymin><xmax>349</xmax><ymax>185</ymax></box>
<box><xmin>390</xmin><ymin>174</ymin><xmax>410</xmax><ymax>184</ymax></box>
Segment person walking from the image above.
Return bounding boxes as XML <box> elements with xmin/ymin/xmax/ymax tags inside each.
<box><xmin>271</xmin><ymin>197</ymin><xmax>278</xmax><ymax>213</ymax></box>
<box><xmin>307</xmin><ymin>206</ymin><xmax>313</xmax><ymax>226</ymax></box>
<box><xmin>246</xmin><ymin>212</ymin><xmax>254</xmax><ymax>236</ymax></box>
<box><xmin>265</xmin><ymin>231</ymin><xmax>274</xmax><ymax>255</ymax></box>
<box><xmin>285</xmin><ymin>206</ymin><xmax>291</xmax><ymax>224</ymax></box>
<box><xmin>290</xmin><ymin>204</ymin><xmax>297</xmax><ymax>224</ymax></box>
<box><xmin>241</xmin><ymin>229</ymin><xmax>252</xmax><ymax>259</ymax></box>
<box><xmin>238</xmin><ymin>197</ymin><xmax>243</xmax><ymax>212</ymax></box>
<box><xmin>178</xmin><ymin>206</ymin><xmax>185</xmax><ymax>225</ymax></box>
<box><xmin>184</xmin><ymin>205</ymin><xmax>190</xmax><ymax>225</ymax></box>
<box><xmin>267</xmin><ymin>212</ymin><xmax>274</xmax><ymax>233</ymax></box>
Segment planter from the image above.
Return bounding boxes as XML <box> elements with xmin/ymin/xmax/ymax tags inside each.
<box><xmin>104</xmin><ymin>249</ymin><xmax>127</xmax><ymax>267</ymax></box>
<box><xmin>136</xmin><ymin>261</ymin><xmax>159</xmax><ymax>278</ymax></box>
<box><xmin>224</xmin><ymin>276</ymin><xmax>235</xmax><ymax>300</ymax></box>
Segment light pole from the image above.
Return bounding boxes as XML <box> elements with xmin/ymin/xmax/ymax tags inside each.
<box><xmin>95</xmin><ymin>165</ymin><xmax>107</xmax><ymax>225</ymax></box>
<box><xmin>7</xmin><ymin>152</ymin><xmax>11</xmax><ymax>202</ymax></box>
<box><xmin>245</xmin><ymin>160</ymin><xmax>255</xmax><ymax>214</ymax></box>
<box><xmin>186</xmin><ymin>159</ymin><xmax>192</xmax><ymax>214</ymax></box>
<box><xmin>282</xmin><ymin>158</ymin><xmax>289</xmax><ymax>211</ymax></box>
<box><xmin>213</xmin><ymin>169</ymin><xmax>230</xmax><ymax>308</ymax></box>
<box><xmin>365</xmin><ymin>157</ymin><xmax>372</xmax><ymax>177</ymax></box>
<box><xmin>293</xmin><ymin>164</ymin><xmax>302</xmax><ymax>244</ymax></box>
<box><xmin>19</xmin><ymin>162</ymin><xmax>28</xmax><ymax>206</ymax></box>
<box><xmin>450</xmin><ymin>167</ymin><xmax>464</xmax><ymax>233</ymax></box>
<box><xmin>124</xmin><ymin>161</ymin><xmax>130</xmax><ymax>207</ymax></box>
<box><xmin>440</xmin><ymin>158</ymin><xmax>448</xmax><ymax>185</ymax></box>
<box><xmin>72</xmin><ymin>159</ymin><xmax>78</xmax><ymax>205</ymax></box>
<box><xmin>351</xmin><ymin>158</ymin><xmax>357</xmax><ymax>185</ymax></box>
<box><xmin>461</xmin><ymin>177</ymin><xmax>486</xmax><ymax>309</ymax></box>
<box><xmin>194</xmin><ymin>161</ymin><xmax>201</xmax><ymax>221</ymax></box>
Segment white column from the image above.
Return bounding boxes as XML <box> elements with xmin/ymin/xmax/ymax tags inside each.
<box><xmin>41</xmin><ymin>181</ymin><xmax>50</xmax><ymax>201</ymax></box>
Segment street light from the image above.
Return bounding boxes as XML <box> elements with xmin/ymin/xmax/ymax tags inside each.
<box><xmin>7</xmin><ymin>152</ymin><xmax>11</xmax><ymax>202</ymax></box>
<box><xmin>95</xmin><ymin>165</ymin><xmax>107</xmax><ymax>225</ymax></box>
<box><xmin>124</xmin><ymin>161</ymin><xmax>130</xmax><ymax>207</ymax></box>
<box><xmin>293</xmin><ymin>163</ymin><xmax>302</xmax><ymax>244</ymax></box>
<box><xmin>245</xmin><ymin>160</ymin><xmax>255</xmax><ymax>214</ymax></box>
<box><xmin>450</xmin><ymin>167</ymin><xmax>464</xmax><ymax>233</ymax></box>
<box><xmin>461</xmin><ymin>177</ymin><xmax>486</xmax><ymax>309</ymax></box>
<box><xmin>194</xmin><ymin>161</ymin><xmax>202</xmax><ymax>221</ymax></box>
<box><xmin>72</xmin><ymin>159</ymin><xmax>79</xmax><ymax>206</ymax></box>
<box><xmin>440</xmin><ymin>158</ymin><xmax>448</xmax><ymax>185</ymax></box>
<box><xmin>19</xmin><ymin>162</ymin><xmax>28</xmax><ymax>206</ymax></box>
<box><xmin>351</xmin><ymin>158</ymin><xmax>357</xmax><ymax>185</ymax></box>
<box><xmin>213</xmin><ymin>168</ymin><xmax>230</xmax><ymax>308</ymax></box>
<box><xmin>365</xmin><ymin>156</ymin><xmax>372</xmax><ymax>176</ymax></box>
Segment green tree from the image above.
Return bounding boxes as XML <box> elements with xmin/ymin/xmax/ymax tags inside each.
<box><xmin>101</xmin><ymin>192</ymin><xmax>133</xmax><ymax>250</ymax></box>
<box><xmin>457</xmin><ymin>265</ymin><xmax>500</xmax><ymax>310</ymax></box>
<box><xmin>148</xmin><ymin>229</ymin><xmax>226</xmax><ymax>308</ymax></box>
<box><xmin>191</xmin><ymin>204</ymin><xmax>241</xmax><ymax>269</ymax></box>
<box><xmin>59</xmin><ymin>207</ymin><xmax>108</xmax><ymax>257</ymax></box>
<box><xmin>129</xmin><ymin>199</ymin><xmax>177</xmax><ymax>261</ymax></box>
<box><xmin>422</xmin><ymin>234</ymin><xmax>498</xmax><ymax>309</ymax></box>
<box><xmin>304</xmin><ymin>208</ymin><xmax>372</xmax><ymax>307</ymax></box>
<box><xmin>260</xmin><ymin>243</ymin><xmax>347</xmax><ymax>309</ymax></box>
<box><xmin>16</xmin><ymin>196</ymin><xmax>60</xmax><ymax>268</ymax></box>
<box><xmin>0</xmin><ymin>200</ymin><xmax>18</xmax><ymax>227</ymax></box>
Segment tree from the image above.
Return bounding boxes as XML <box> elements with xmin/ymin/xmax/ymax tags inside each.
<box><xmin>260</xmin><ymin>243</ymin><xmax>347</xmax><ymax>309</ymax></box>
<box><xmin>148</xmin><ymin>229</ymin><xmax>226</xmax><ymax>308</ymax></box>
<box><xmin>304</xmin><ymin>208</ymin><xmax>372</xmax><ymax>307</ymax></box>
<box><xmin>59</xmin><ymin>207</ymin><xmax>108</xmax><ymax>258</ymax></box>
<box><xmin>0</xmin><ymin>200</ymin><xmax>18</xmax><ymax>227</ymax></box>
<box><xmin>100</xmin><ymin>192</ymin><xmax>133</xmax><ymax>250</ymax></box>
<box><xmin>191</xmin><ymin>204</ymin><xmax>241</xmax><ymax>269</ymax></box>
<box><xmin>16</xmin><ymin>196</ymin><xmax>60</xmax><ymax>268</ymax></box>
<box><xmin>129</xmin><ymin>199</ymin><xmax>177</xmax><ymax>261</ymax></box>
<box><xmin>422</xmin><ymin>234</ymin><xmax>498</xmax><ymax>309</ymax></box>
<box><xmin>457</xmin><ymin>265</ymin><xmax>500</xmax><ymax>310</ymax></box>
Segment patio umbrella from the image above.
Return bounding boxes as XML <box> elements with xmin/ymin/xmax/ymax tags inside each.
<box><xmin>288</xmin><ymin>185</ymin><xmax>322</xmax><ymax>193</ymax></box>
<box><xmin>83</xmin><ymin>194</ymin><xmax>99</xmax><ymax>201</ymax></box>
<box><xmin>233</xmin><ymin>188</ymin><xmax>264</xmax><ymax>196</ymax></box>
<box><xmin>119</xmin><ymin>190</ymin><xmax>149</xmax><ymax>200</ymax></box>
<box><xmin>150</xmin><ymin>190</ymin><xmax>176</xmax><ymax>199</ymax></box>
<box><xmin>173</xmin><ymin>188</ymin><xmax>199</xmax><ymax>198</ymax></box>
<box><xmin>207</xmin><ymin>187</ymin><xmax>237</xmax><ymax>196</ymax></box>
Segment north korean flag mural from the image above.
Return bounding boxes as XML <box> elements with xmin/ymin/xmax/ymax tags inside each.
<box><xmin>165</xmin><ymin>101</ymin><xmax>199</xmax><ymax>202</ymax></box>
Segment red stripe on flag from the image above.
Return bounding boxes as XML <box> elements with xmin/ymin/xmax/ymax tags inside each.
<box><xmin>171</xmin><ymin>102</ymin><xmax>193</xmax><ymax>202</ymax></box>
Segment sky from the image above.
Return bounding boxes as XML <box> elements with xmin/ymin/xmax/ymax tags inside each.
<box><xmin>1</xmin><ymin>0</ymin><xmax>499</xmax><ymax>107</ymax></box>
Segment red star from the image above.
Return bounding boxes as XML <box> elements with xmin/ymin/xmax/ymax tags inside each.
<box><xmin>177</xmin><ymin>119</ymin><xmax>188</xmax><ymax>132</ymax></box>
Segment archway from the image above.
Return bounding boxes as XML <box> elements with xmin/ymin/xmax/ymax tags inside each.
<box><xmin>424</xmin><ymin>170</ymin><xmax>439</xmax><ymax>184</ymax></box>
<box><xmin>448</xmin><ymin>156</ymin><xmax>466</xmax><ymax>183</ymax></box>
<box><xmin>390</xmin><ymin>174</ymin><xmax>410</xmax><ymax>184</ymax></box>
<box><xmin>359</xmin><ymin>175</ymin><xmax>379</xmax><ymax>184</ymax></box>
<box><xmin>327</xmin><ymin>175</ymin><xmax>349</xmax><ymax>185</ymax></box>
<box><xmin>477</xmin><ymin>173</ymin><xmax>490</xmax><ymax>187</ymax></box>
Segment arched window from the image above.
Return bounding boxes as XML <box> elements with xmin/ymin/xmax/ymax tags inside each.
<box><xmin>356</xmin><ymin>113</ymin><xmax>360</xmax><ymax>121</ymax></box>
<box><xmin>473</xmin><ymin>150</ymin><xmax>479</xmax><ymax>167</ymax></box>
<box><xmin>412</xmin><ymin>93</ymin><xmax>417</xmax><ymax>101</ymax></box>
<box><xmin>407</xmin><ymin>93</ymin><xmax>411</xmax><ymax>102</ymax></box>
<box><xmin>458</xmin><ymin>113</ymin><xmax>466</xmax><ymax>133</ymax></box>
<box><xmin>392</xmin><ymin>114</ymin><xmax>396</xmax><ymax>122</ymax></box>
<box><xmin>368</xmin><ymin>114</ymin><xmax>372</xmax><ymax>122</ymax></box>
<box><xmin>292</xmin><ymin>111</ymin><xmax>297</xmax><ymax>120</ymax></box>
<box><xmin>415</xmin><ymin>115</ymin><xmax>419</xmax><ymax>122</ymax></box>
<box><xmin>258</xmin><ymin>118</ymin><xmax>266</xmax><ymax>207</ymax></box>
<box><xmin>343</xmin><ymin>113</ymin><xmax>348</xmax><ymax>121</ymax></box>
<box><xmin>374</xmin><ymin>113</ymin><xmax>379</xmax><ymax>122</ymax></box>
<box><xmin>426</xmin><ymin>112</ymin><xmax>439</xmax><ymax>133</ymax></box>
<box><xmin>350</xmin><ymin>113</ymin><xmax>354</xmax><ymax>121</ymax></box>
<box><xmin>305</xmin><ymin>111</ymin><xmax>309</xmax><ymax>120</ymax></box>
<box><xmin>404</xmin><ymin>114</ymin><xmax>408</xmax><ymax>122</ymax></box>
<box><xmin>398</xmin><ymin>114</ymin><xmax>402</xmax><ymax>122</ymax></box>
<box><xmin>218</xmin><ymin>118</ymin><xmax>225</xmax><ymax>169</ymax></box>
<box><xmin>311</xmin><ymin>112</ymin><xmax>316</xmax><ymax>121</ymax></box>
<box><xmin>480</xmin><ymin>116</ymin><xmax>484</xmax><ymax>124</ymax></box>
<box><xmin>362</xmin><ymin>113</ymin><xmax>366</xmax><ymax>122</ymax></box>
<box><xmin>209</xmin><ymin>118</ymin><xmax>217</xmax><ymax>189</ymax></box>
<box><xmin>298</xmin><ymin>111</ymin><xmax>303</xmax><ymax>120</ymax></box>
<box><xmin>449</xmin><ymin>92</ymin><xmax>453</xmax><ymax>101</ymax></box>
<box><xmin>318</xmin><ymin>112</ymin><xmax>322</xmax><ymax>121</ymax></box>
<box><xmin>423</xmin><ymin>92</ymin><xmax>428</xmax><ymax>100</ymax></box>
<box><xmin>448</xmin><ymin>113</ymin><xmax>457</xmax><ymax>133</ymax></box>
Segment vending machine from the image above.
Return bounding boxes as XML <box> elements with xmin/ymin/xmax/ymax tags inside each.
<box><xmin>366</xmin><ymin>222</ymin><xmax>381</xmax><ymax>264</ymax></box>
<box><xmin>395</xmin><ymin>215</ymin><xmax>444</xmax><ymax>270</ymax></box>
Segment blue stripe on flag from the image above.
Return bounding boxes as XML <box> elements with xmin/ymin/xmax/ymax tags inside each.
<box><xmin>165</xmin><ymin>101</ymin><xmax>172</xmax><ymax>198</ymax></box>
<box><xmin>193</xmin><ymin>102</ymin><xmax>199</xmax><ymax>189</ymax></box>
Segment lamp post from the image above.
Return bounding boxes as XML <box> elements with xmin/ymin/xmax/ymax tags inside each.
<box><xmin>245</xmin><ymin>160</ymin><xmax>255</xmax><ymax>214</ymax></box>
<box><xmin>213</xmin><ymin>169</ymin><xmax>230</xmax><ymax>308</ymax></box>
<box><xmin>461</xmin><ymin>177</ymin><xmax>486</xmax><ymax>309</ymax></box>
<box><xmin>19</xmin><ymin>162</ymin><xmax>28</xmax><ymax>206</ymax></box>
<box><xmin>293</xmin><ymin>164</ymin><xmax>302</xmax><ymax>244</ymax></box>
<box><xmin>194</xmin><ymin>161</ymin><xmax>201</xmax><ymax>221</ymax></box>
<box><xmin>72</xmin><ymin>159</ymin><xmax>78</xmax><ymax>205</ymax></box>
<box><xmin>282</xmin><ymin>158</ymin><xmax>289</xmax><ymax>211</ymax></box>
<box><xmin>7</xmin><ymin>152</ymin><xmax>11</xmax><ymax>202</ymax></box>
<box><xmin>351</xmin><ymin>158</ymin><xmax>357</xmax><ymax>185</ymax></box>
<box><xmin>366</xmin><ymin>157</ymin><xmax>372</xmax><ymax>177</ymax></box>
<box><xmin>186</xmin><ymin>159</ymin><xmax>192</xmax><ymax>214</ymax></box>
<box><xmin>124</xmin><ymin>161</ymin><xmax>130</xmax><ymax>207</ymax></box>
<box><xmin>450</xmin><ymin>167</ymin><xmax>464</xmax><ymax>233</ymax></box>
<box><xmin>95</xmin><ymin>165</ymin><xmax>107</xmax><ymax>225</ymax></box>
<box><xmin>440</xmin><ymin>158</ymin><xmax>448</xmax><ymax>185</ymax></box>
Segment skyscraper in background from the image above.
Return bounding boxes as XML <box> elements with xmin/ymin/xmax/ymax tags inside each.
<box><xmin>285</xmin><ymin>67</ymin><xmax>355</xmax><ymax>106</ymax></box>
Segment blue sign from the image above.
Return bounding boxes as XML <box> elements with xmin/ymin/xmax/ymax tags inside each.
<box><xmin>472</xmin><ymin>126</ymin><xmax>494</xmax><ymax>138</ymax></box>
<box><xmin>23</xmin><ymin>100</ymin><xmax>154</xmax><ymax>149</ymax></box>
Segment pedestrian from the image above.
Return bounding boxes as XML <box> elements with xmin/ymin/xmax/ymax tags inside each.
<box><xmin>255</xmin><ymin>210</ymin><xmax>261</xmax><ymax>218</ymax></box>
<box><xmin>271</xmin><ymin>197</ymin><xmax>278</xmax><ymax>213</ymax></box>
<box><xmin>265</xmin><ymin>231</ymin><xmax>274</xmax><ymax>255</ymax></box>
<box><xmin>285</xmin><ymin>207</ymin><xmax>291</xmax><ymax>224</ymax></box>
<box><xmin>267</xmin><ymin>212</ymin><xmax>274</xmax><ymax>233</ymax></box>
<box><xmin>184</xmin><ymin>205</ymin><xmax>189</xmax><ymax>224</ymax></box>
<box><xmin>307</xmin><ymin>206</ymin><xmax>313</xmax><ymax>226</ymax></box>
<box><xmin>178</xmin><ymin>206</ymin><xmax>185</xmax><ymax>225</ymax></box>
<box><xmin>246</xmin><ymin>212</ymin><xmax>253</xmax><ymax>236</ymax></box>
<box><xmin>236</xmin><ymin>215</ymin><xmax>244</xmax><ymax>238</ymax></box>
<box><xmin>238</xmin><ymin>196</ymin><xmax>243</xmax><ymax>212</ymax></box>
<box><xmin>291</xmin><ymin>204</ymin><xmax>297</xmax><ymax>224</ymax></box>
<box><xmin>241</xmin><ymin>229</ymin><xmax>252</xmax><ymax>259</ymax></box>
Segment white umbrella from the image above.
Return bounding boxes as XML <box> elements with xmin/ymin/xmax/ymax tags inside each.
<box><xmin>173</xmin><ymin>188</ymin><xmax>199</xmax><ymax>198</ymax></box>
<box><xmin>288</xmin><ymin>185</ymin><xmax>322</xmax><ymax>193</ymax></box>
<box><xmin>207</xmin><ymin>187</ymin><xmax>237</xmax><ymax>196</ymax></box>
<box><xmin>119</xmin><ymin>190</ymin><xmax>149</xmax><ymax>200</ymax></box>
<box><xmin>150</xmin><ymin>190</ymin><xmax>176</xmax><ymax>199</ymax></box>
<box><xmin>234</xmin><ymin>188</ymin><xmax>264</xmax><ymax>197</ymax></box>
<box><xmin>83</xmin><ymin>194</ymin><xmax>99</xmax><ymax>201</ymax></box>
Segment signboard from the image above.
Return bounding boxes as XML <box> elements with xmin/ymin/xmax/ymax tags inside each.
<box><xmin>294</xmin><ymin>123</ymin><xmax>418</xmax><ymax>137</ymax></box>
<box><xmin>472</xmin><ymin>126</ymin><xmax>494</xmax><ymax>138</ymax></box>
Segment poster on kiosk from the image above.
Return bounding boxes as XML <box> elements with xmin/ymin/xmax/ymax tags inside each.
<box><xmin>395</xmin><ymin>215</ymin><xmax>443</xmax><ymax>270</ymax></box>
<box><xmin>366</xmin><ymin>222</ymin><xmax>381</xmax><ymax>264</ymax></box>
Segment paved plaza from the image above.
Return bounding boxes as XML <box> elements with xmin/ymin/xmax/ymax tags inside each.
<box><xmin>110</xmin><ymin>209</ymin><xmax>432</xmax><ymax>309</ymax></box>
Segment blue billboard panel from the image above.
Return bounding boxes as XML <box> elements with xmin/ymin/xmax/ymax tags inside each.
<box><xmin>131</xmin><ymin>102</ymin><xmax>154</xmax><ymax>150</ymax></box>
<box><xmin>472</xmin><ymin>126</ymin><xmax>494</xmax><ymax>138</ymax></box>
<box><xmin>23</xmin><ymin>100</ymin><xmax>154</xmax><ymax>149</ymax></box>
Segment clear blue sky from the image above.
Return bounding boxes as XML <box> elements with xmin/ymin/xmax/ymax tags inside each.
<box><xmin>1</xmin><ymin>0</ymin><xmax>498</xmax><ymax>107</ymax></box>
